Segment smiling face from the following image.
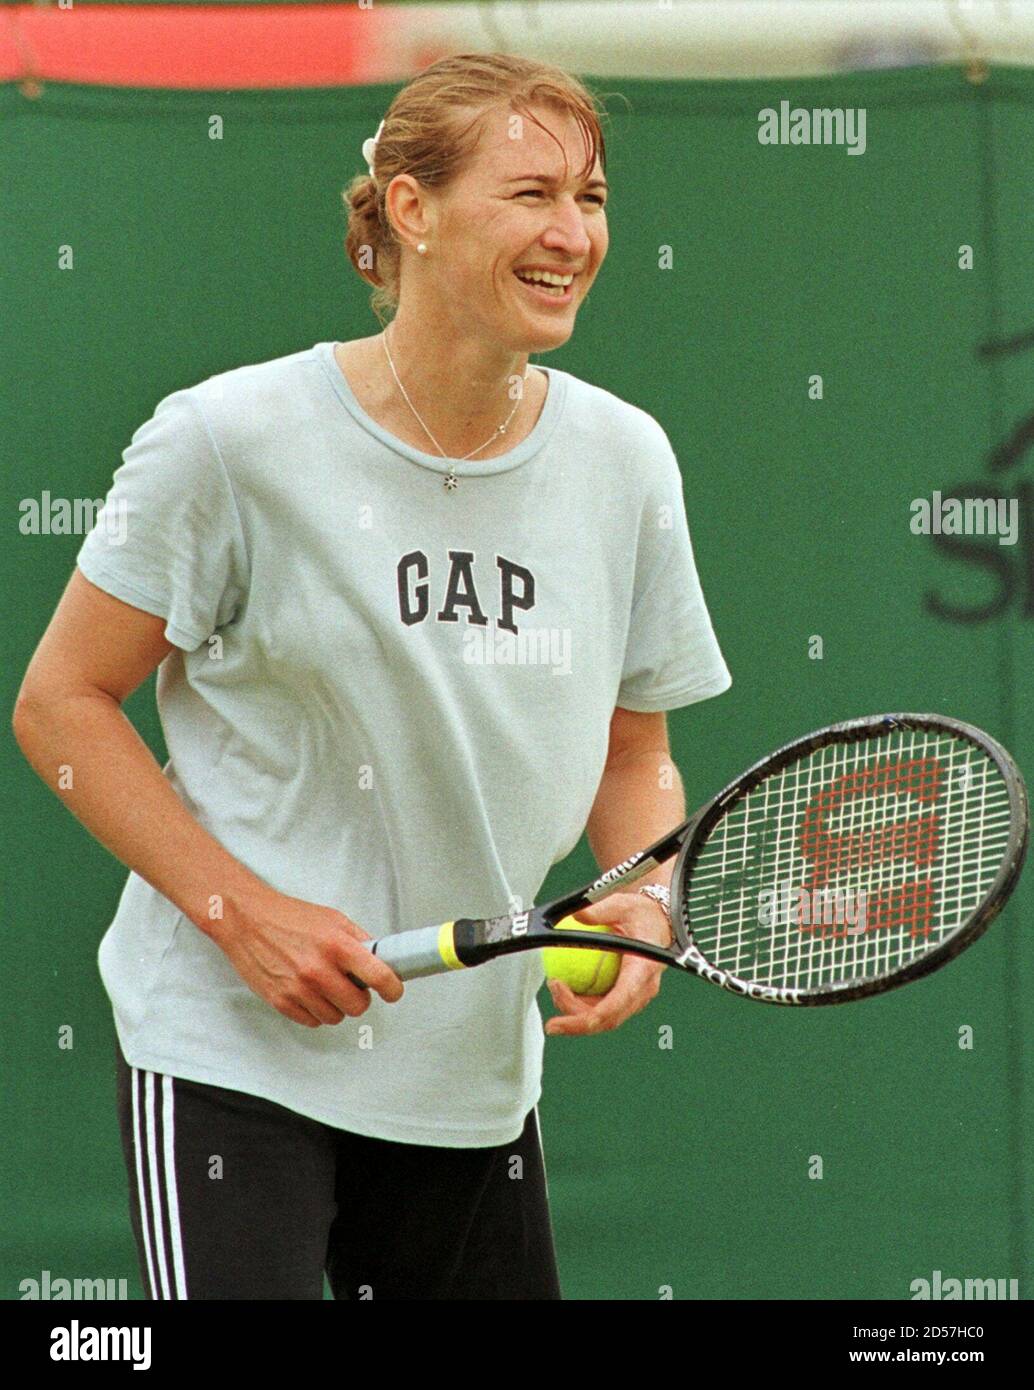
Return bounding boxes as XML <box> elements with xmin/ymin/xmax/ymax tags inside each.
<box><xmin>406</xmin><ymin>103</ymin><xmax>609</xmax><ymax>354</ymax></box>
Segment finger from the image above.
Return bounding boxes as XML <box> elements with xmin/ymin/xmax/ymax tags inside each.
<box><xmin>297</xmin><ymin>990</ymin><xmax>350</xmax><ymax>1025</ymax></box>
<box><xmin>545</xmin><ymin>1005</ymin><xmax>625</xmax><ymax>1036</ymax></box>
<box><xmin>548</xmin><ymin>966</ymin><xmax>660</xmax><ymax>1034</ymax></box>
<box><xmin>277</xmin><ymin>997</ymin><xmax>332</xmax><ymax>1028</ymax></box>
<box><xmin>547</xmin><ymin>979</ymin><xmax>596</xmax><ymax>1016</ymax></box>
<box><xmin>340</xmin><ymin>948</ymin><xmax>405</xmax><ymax>1003</ymax></box>
<box><xmin>605</xmin><ymin>971</ymin><xmax>661</xmax><ymax>1014</ymax></box>
<box><xmin>338</xmin><ymin>918</ymin><xmax>374</xmax><ymax>942</ymax></box>
<box><xmin>292</xmin><ymin>960</ymin><xmax>370</xmax><ymax>1020</ymax></box>
<box><xmin>570</xmin><ymin>906</ymin><xmax>662</xmax><ymax>955</ymax></box>
<box><xmin>341</xmin><ymin>982</ymin><xmax>375</xmax><ymax>1016</ymax></box>
<box><xmin>333</xmin><ymin>917</ymin><xmax>406</xmax><ymax>1003</ymax></box>
<box><xmin>553</xmin><ymin>984</ymin><xmax>655</xmax><ymax>1033</ymax></box>
<box><xmin>545</xmin><ymin>981</ymin><xmax>623</xmax><ymax>1035</ymax></box>
<box><xmin>570</xmin><ymin>901</ymin><xmax>636</xmax><ymax>929</ymax></box>
<box><xmin>613</xmin><ymin>956</ymin><xmax>664</xmax><ymax>991</ymax></box>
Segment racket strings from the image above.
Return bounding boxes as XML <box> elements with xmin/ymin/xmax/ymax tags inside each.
<box><xmin>682</xmin><ymin>729</ymin><xmax>1012</xmax><ymax>992</ymax></box>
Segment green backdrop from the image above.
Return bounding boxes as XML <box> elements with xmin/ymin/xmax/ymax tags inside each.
<box><xmin>3</xmin><ymin>64</ymin><xmax>1032</xmax><ymax>1300</ymax></box>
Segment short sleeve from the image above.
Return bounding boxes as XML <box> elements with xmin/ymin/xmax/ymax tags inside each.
<box><xmin>617</xmin><ymin>429</ymin><xmax>732</xmax><ymax>713</ymax></box>
<box><xmin>76</xmin><ymin>389</ymin><xmax>249</xmax><ymax>652</ymax></box>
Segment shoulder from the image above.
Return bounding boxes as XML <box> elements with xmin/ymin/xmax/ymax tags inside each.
<box><xmin>169</xmin><ymin>342</ymin><xmax>329</xmax><ymax>454</ymax></box>
<box><xmin>543</xmin><ymin>366</ymin><xmax>681</xmax><ymax>493</ymax></box>
<box><xmin>545</xmin><ymin>366</ymin><xmax>671</xmax><ymax>448</ymax></box>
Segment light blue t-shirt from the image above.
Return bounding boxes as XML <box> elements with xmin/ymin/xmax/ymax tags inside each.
<box><xmin>76</xmin><ymin>340</ymin><xmax>732</xmax><ymax>1146</ymax></box>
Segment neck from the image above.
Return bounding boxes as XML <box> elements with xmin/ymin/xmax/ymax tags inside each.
<box><xmin>380</xmin><ymin>307</ymin><xmax>532</xmax><ymax>456</ymax></box>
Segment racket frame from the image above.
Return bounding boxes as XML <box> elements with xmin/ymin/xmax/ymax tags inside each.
<box><xmin>666</xmin><ymin>712</ymin><xmax>1029</xmax><ymax>1004</ymax></box>
<box><xmin>367</xmin><ymin>713</ymin><xmax>1028</xmax><ymax>1005</ymax></box>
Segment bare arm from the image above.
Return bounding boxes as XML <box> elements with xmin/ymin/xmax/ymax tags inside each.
<box><xmin>545</xmin><ymin>706</ymin><xmax>682</xmax><ymax>1037</ymax></box>
<box><xmin>12</xmin><ymin>569</ymin><xmax>402</xmax><ymax>1026</ymax></box>
<box><xmin>584</xmin><ymin>706</ymin><xmax>685</xmax><ymax>896</ymax></box>
<box><xmin>14</xmin><ymin>569</ymin><xmax>260</xmax><ymax>928</ymax></box>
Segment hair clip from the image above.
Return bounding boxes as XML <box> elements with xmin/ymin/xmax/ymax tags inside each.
<box><xmin>362</xmin><ymin>119</ymin><xmax>385</xmax><ymax>177</ymax></box>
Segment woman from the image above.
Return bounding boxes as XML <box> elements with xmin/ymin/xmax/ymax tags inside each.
<box><xmin>13</xmin><ymin>53</ymin><xmax>731</xmax><ymax>1300</ymax></box>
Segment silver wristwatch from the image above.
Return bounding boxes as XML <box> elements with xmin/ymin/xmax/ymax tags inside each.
<box><xmin>638</xmin><ymin>883</ymin><xmax>671</xmax><ymax>914</ymax></box>
<box><xmin>638</xmin><ymin>884</ymin><xmax>673</xmax><ymax>944</ymax></box>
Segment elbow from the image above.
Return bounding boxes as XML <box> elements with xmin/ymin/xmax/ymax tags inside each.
<box><xmin>11</xmin><ymin>682</ymin><xmax>53</xmax><ymax>755</ymax></box>
<box><xmin>11</xmin><ymin>687</ymin><xmax>39</xmax><ymax>753</ymax></box>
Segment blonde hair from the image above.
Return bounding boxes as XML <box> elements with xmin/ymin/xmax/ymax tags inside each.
<box><xmin>342</xmin><ymin>52</ymin><xmax>610</xmax><ymax>322</ymax></box>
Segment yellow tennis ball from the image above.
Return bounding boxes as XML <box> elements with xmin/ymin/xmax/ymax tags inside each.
<box><xmin>542</xmin><ymin>918</ymin><xmax>621</xmax><ymax>996</ymax></box>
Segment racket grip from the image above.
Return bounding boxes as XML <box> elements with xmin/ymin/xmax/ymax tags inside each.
<box><xmin>352</xmin><ymin>925</ymin><xmax>456</xmax><ymax>984</ymax></box>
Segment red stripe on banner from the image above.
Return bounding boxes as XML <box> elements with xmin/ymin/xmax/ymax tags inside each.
<box><xmin>0</xmin><ymin>5</ymin><xmax>411</xmax><ymax>88</ymax></box>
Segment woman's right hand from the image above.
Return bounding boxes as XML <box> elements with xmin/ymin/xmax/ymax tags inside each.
<box><xmin>205</xmin><ymin>889</ymin><xmax>405</xmax><ymax>1028</ymax></box>
<box><xmin>12</xmin><ymin>570</ymin><xmax>404</xmax><ymax>1032</ymax></box>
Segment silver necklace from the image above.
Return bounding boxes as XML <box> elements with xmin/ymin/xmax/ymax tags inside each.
<box><xmin>381</xmin><ymin>327</ymin><xmax>530</xmax><ymax>492</ymax></box>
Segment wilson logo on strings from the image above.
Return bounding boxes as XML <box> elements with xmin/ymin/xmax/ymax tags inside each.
<box><xmin>797</xmin><ymin>756</ymin><xmax>944</xmax><ymax>938</ymax></box>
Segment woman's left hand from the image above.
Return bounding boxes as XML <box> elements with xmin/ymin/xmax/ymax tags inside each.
<box><xmin>544</xmin><ymin>891</ymin><xmax>670</xmax><ymax>1037</ymax></box>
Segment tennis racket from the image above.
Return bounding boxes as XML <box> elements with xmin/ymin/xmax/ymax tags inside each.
<box><xmin>353</xmin><ymin>714</ymin><xmax>1028</xmax><ymax>1006</ymax></box>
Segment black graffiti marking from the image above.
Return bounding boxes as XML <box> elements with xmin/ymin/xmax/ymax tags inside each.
<box><xmin>925</xmin><ymin>321</ymin><xmax>1034</xmax><ymax>620</ymax></box>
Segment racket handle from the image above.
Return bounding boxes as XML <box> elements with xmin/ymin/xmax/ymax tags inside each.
<box><xmin>344</xmin><ymin>917</ymin><xmax>624</xmax><ymax>992</ymax></box>
<box><xmin>348</xmin><ymin>924</ymin><xmax>456</xmax><ymax>986</ymax></box>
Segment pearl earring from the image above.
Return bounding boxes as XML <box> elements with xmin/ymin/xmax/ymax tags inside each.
<box><xmin>416</xmin><ymin>242</ymin><xmax>427</xmax><ymax>255</ymax></box>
